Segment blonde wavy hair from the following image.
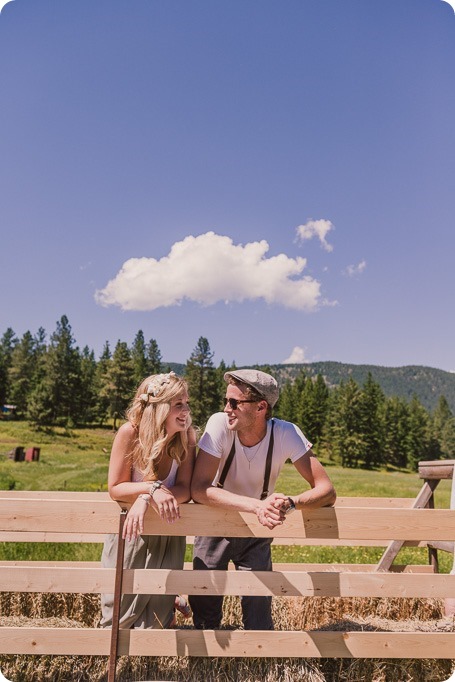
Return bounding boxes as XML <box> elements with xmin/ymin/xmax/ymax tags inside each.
<box><xmin>126</xmin><ymin>372</ymin><xmax>191</xmax><ymax>481</ymax></box>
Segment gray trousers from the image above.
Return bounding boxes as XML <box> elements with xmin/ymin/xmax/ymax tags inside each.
<box><xmin>189</xmin><ymin>536</ymin><xmax>274</xmax><ymax>630</ymax></box>
<box><xmin>100</xmin><ymin>533</ymin><xmax>185</xmax><ymax>629</ymax></box>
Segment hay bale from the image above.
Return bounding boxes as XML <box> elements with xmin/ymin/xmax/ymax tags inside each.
<box><xmin>1</xmin><ymin>595</ymin><xmax>454</xmax><ymax>681</ymax></box>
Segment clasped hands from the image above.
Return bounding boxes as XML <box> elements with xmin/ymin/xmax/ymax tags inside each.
<box><xmin>255</xmin><ymin>493</ymin><xmax>294</xmax><ymax>529</ymax></box>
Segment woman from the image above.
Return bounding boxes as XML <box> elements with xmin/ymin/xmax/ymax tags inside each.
<box><xmin>100</xmin><ymin>371</ymin><xmax>195</xmax><ymax>629</ymax></box>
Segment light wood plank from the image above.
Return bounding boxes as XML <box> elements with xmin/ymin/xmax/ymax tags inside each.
<box><xmin>0</xmin><ymin>567</ymin><xmax>446</xmax><ymax>597</ymax></box>
<box><xmin>0</xmin><ymin>532</ymin><xmax>436</xmax><ymax>548</ymax></box>
<box><xmin>334</xmin><ymin>497</ymin><xmax>415</xmax><ymax>508</ymax></box>
<box><xmin>0</xmin><ymin>566</ymin><xmax>114</xmax><ymax>593</ymax></box>
<box><xmin>0</xmin><ymin>560</ymin><xmax>434</xmax><ymax>572</ymax></box>
<box><xmin>1</xmin><ymin>628</ymin><xmax>455</xmax><ymax>659</ymax></box>
<box><xmin>0</xmin><ymin>491</ymin><xmax>110</xmax><ymax>500</ymax></box>
<box><xmin>0</xmin><ymin>627</ymin><xmax>110</xmax><ymax>655</ymax></box>
<box><xmin>0</xmin><ymin>532</ymin><xmax>437</xmax><ymax>548</ymax></box>
<box><xmin>0</xmin><ymin>491</ymin><xmax>415</xmax><ymax>507</ymax></box>
<box><xmin>99</xmin><ymin>568</ymin><xmax>455</xmax><ymax>598</ymax></box>
<box><xmin>419</xmin><ymin>460</ymin><xmax>455</xmax><ymax>480</ymax></box>
<box><xmin>0</xmin><ymin>532</ymin><xmax>105</xmax><ymax>543</ymax></box>
<box><xmin>2</xmin><ymin>500</ymin><xmax>455</xmax><ymax>541</ymax></box>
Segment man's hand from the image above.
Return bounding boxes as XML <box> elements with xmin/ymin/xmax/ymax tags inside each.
<box><xmin>255</xmin><ymin>493</ymin><xmax>288</xmax><ymax>529</ymax></box>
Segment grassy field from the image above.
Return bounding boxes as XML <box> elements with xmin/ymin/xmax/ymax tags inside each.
<box><xmin>0</xmin><ymin>421</ymin><xmax>113</xmax><ymax>492</ymax></box>
<box><xmin>0</xmin><ymin>421</ymin><xmax>453</xmax><ymax>571</ymax></box>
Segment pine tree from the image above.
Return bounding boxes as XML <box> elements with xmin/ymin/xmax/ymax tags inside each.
<box><xmin>27</xmin><ymin>316</ymin><xmax>81</xmax><ymax>426</ymax></box>
<box><xmin>100</xmin><ymin>341</ymin><xmax>135</xmax><ymax>430</ymax></box>
<box><xmin>33</xmin><ymin>328</ymin><xmax>47</xmax><ymax>374</ymax></box>
<box><xmin>131</xmin><ymin>330</ymin><xmax>148</xmax><ymax>385</ymax></box>
<box><xmin>0</xmin><ymin>327</ymin><xmax>17</xmax><ymax>405</ymax></box>
<box><xmin>146</xmin><ymin>338</ymin><xmax>162</xmax><ymax>375</ymax></box>
<box><xmin>8</xmin><ymin>331</ymin><xmax>36</xmax><ymax>416</ymax></box>
<box><xmin>293</xmin><ymin>372</ymin><xmax>308</xmax><ymax>429</ymax></box>
<box><xmin>78</xmin><ymin>346</ymin><xmax>98</xmax><ymax>424</ymax></box>
<box><xmin>298</xmin><ymin>374</ymin><xmax>329</xmax><ymax>450</ymax></box>
<box><xmin>432</xmin><ymin>396</ymin><xmax>454</xmax><ymax>458</ymax></box>
<box><xmin>359</xmin><ymin>373</ymin><xmax>385</xmax><ymax>469</ymax></box>
<box><xmin>95</xmin><ymin>342</ymin><xmax>112</xmax><ymax>425</ymax></box>
<box><xmin>440</xmin><ymin>418</ymin><xmax>455</xmax><ymax>459</ymax></box>
<box><xmin>320</xmin><ymin>386</ymin><xmax>342</xmax><ymax>463</ymax></box>
<box><xmin>275</xmin><ymin>380</ymin><xmax>296</xmax><ymax>422</ymax></box>
<box><xmin>382</xmin><ymin>396</ymin><xmax>410</xmax><ymax>469</ymax></box>
<box><xmin>407</xmin><ymin>396</ymin><xmax>437</xmax><ymax>470</ymax></box>
<box><xmin>324</xmin><ymin>379</ymin><xmax>365</xmax><ymax>468</ymax></box>
<box><xmin>311</xmin><ymin>374</ymin><xmax>330</xmax><ymax>444</ymax></box>
<box><xmin>185</xmin><ymin>337</ymin><xmax>219</xmax><ymax>428</ymax></box>
<box><xmin>215</xmin><ymin>359</ymin><xmax>230</xmax><ymax>407</ymax></box>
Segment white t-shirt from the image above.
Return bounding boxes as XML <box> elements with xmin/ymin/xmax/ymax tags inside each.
<box><xmin>198</xmin><ymin>413</ymin><xmax>312</xmax><ymax>499</ymax></box>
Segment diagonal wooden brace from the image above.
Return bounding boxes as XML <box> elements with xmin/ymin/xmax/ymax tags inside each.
<box><xmin>375</xmin><ymin>479</ymin><xmax>440</xmax><ymax>572</ymax></box>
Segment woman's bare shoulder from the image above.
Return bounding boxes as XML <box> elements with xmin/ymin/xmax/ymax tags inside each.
<box><xmin>114</xmin><ymin>421</ymin><xmax>137</xmax><ymax>444</ymax></box>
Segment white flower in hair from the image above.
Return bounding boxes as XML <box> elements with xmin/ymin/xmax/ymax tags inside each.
<box><xmin>146</xmin><ymin>371</ymin><xmax>176</xmax><ymax>397</ymax></box>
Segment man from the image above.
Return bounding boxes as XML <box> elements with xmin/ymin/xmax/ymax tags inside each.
<box><xmin>190</xmin><ymin>368</ymin><xmax>336</xmax><ymax>630</ymax></box>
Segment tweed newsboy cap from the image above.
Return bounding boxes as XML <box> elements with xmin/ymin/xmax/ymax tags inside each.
<box><xmin>223</xmin><ymin>369</ymin><xmax>279</xmax><ymax>408</ymax></box>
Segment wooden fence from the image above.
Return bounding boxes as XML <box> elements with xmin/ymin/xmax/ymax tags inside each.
<box><xmin>1</xmin><ymin>491</ymin><xmax>455</xmax><ymax>670</ymax></box>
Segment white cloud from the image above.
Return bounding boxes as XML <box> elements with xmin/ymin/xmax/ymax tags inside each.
<box><xmin>0</xmin><ymin>1</ymin><xmax>15</xmax><ymax>14</ymax></box>
<box><xmin>296</xmin><ymin>219</ymin><xmax>334</xmax><ymax>252</ymax></box>
<box><xmin>344</xmin><ymin>260</ymin><xmax>367</xmax><ymax>277</ymax></box>
<box><xmin>95</xmin><ymin>231</ymin><xmax>324</xmax><ymax>312</ymax></box>
<box><xmin>282</xmin><ymin>346</ymin><xmax>308</xmax><ymax>364</ymax></box>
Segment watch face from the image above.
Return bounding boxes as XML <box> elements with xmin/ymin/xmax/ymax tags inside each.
<box><xmin>286</xmin><ymin>498</ymin><xmax>296</xmax><ymax>514</ymax></box>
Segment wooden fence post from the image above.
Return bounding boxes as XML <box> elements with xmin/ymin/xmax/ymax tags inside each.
<box><xmin>108</xmin><ymin>509</ymin><xmax>127</xmax><ymax>682</ymax></box>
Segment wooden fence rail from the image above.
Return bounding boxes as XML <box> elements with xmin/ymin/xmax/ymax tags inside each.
<box><xmin>1</xmin><ymin>492</ymin><xmax>455</xmax><ymax>665</ymax></box>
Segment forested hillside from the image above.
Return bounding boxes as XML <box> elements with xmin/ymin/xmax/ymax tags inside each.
<box><xmin>167</xmin><ymin>361</ymin><xmax>455</xmax><ymax>413</ymax></box>
<box><xmin>262</xmin><ymin>362</ymin><xmax>455</xmax><ymax>413</ymax></box>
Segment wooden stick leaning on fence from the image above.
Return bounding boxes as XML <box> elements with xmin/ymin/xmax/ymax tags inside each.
<box><xmin>108</xmin><ymin>509</ymin><xmax>127</xmax><ymax>682</ymax></box>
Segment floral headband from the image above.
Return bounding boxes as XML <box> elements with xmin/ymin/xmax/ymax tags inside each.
<box><xmin>139</xmin><ymin>372</ymin><xmax>176</xmax><ymax>404</ymax></box>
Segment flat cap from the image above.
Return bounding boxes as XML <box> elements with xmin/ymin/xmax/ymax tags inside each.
<box><xmin>224</xmin><ymin>369</ymin><xmax>279</xmax><ymax>408</ymax></box>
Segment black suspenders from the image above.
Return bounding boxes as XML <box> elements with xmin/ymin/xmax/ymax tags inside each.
<box><xmin>216</xmin><ymin>419</ymin><xmax>275</xmax><ymax>501</ymax></box>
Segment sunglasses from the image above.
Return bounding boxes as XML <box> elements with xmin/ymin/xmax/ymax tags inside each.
<box><xmin>223</xmin><ymin>397</ymin><xmax>259</xmax><ymax>410</ymax></box>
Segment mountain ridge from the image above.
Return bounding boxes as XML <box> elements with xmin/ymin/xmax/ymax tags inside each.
<box><xmin>164</xmin><ymin>361</ymin><xmax>455</xmax><ymax>413</ymax></box>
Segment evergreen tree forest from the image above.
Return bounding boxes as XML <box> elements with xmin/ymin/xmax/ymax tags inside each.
<box><xmin>1</xmin><ymin>316</ymin><xmax>454</xmax><ymax>471</ymax></box>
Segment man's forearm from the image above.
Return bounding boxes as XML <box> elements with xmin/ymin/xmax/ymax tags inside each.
<box><xmin>192</xmin><ymin>484</ymin><xmax>259</xmax><ymax>513</ymax></box>
<box><xmin>293</xmin><ymin>484</ymin><xmax>336</xmax><ymax>510</ymax></box>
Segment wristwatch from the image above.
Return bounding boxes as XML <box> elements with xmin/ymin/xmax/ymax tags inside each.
<box><xmin>285</xmin><ymin>497</ymin><xmax>296</xmax><ymax>514</ymax></box>
<box><xmin>148</xmin><ymin>480</ymin><xmax>163</xmax><ymax>498</ymax></box>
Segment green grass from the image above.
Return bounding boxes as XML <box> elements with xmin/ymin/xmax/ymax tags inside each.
<box><xmin>0</xmin><ymin>421</ymin><xmax>113</xmax><ymax>491</ymax></box>
<box><xmin>1</xmin><ymin>421</ymin><xmax>453</xmax><ymax>571</ymax></box>
<box><xmin>276</xmin><ymin>460</ymin><xmax>452</xmax><ymax>508</ymax></box>
<box><xmin>274</xmin><ymin>461</ymin><xmax>453</xmax><ymax>572</ymax></box>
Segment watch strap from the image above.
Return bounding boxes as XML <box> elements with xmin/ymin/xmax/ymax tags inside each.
<box><xmin>148</xmin><ymin>480</ymin><xmax>163</xmax><ymax>498</ymax></box>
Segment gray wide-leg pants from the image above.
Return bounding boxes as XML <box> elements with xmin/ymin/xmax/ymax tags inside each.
<box><xmin>100</xmin><ymin>533</ymin><xmax>185</xmax><ymax>629</ymax></box>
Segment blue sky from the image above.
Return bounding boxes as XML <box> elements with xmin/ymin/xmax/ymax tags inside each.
<box><xmin>1</xmin><ymin>0</ymin><xmax>454</xmax><ymax>371</ymax></box>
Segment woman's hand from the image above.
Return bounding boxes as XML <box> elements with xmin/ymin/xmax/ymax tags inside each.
<box><xmin>149</xmin><ymin>485</ymin><xmax>180</xmax><ymax>524</ymax></box>
<box><xmin>123</xmin><ymin>496</ymin><xmax>150</xmax><ymax>541</ymax></box>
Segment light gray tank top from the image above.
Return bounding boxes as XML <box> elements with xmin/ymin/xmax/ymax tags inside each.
<box><xmin>132</xmin><ymin>458</ymin><xmax>178</xmax><ymax>486</ymax></box>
